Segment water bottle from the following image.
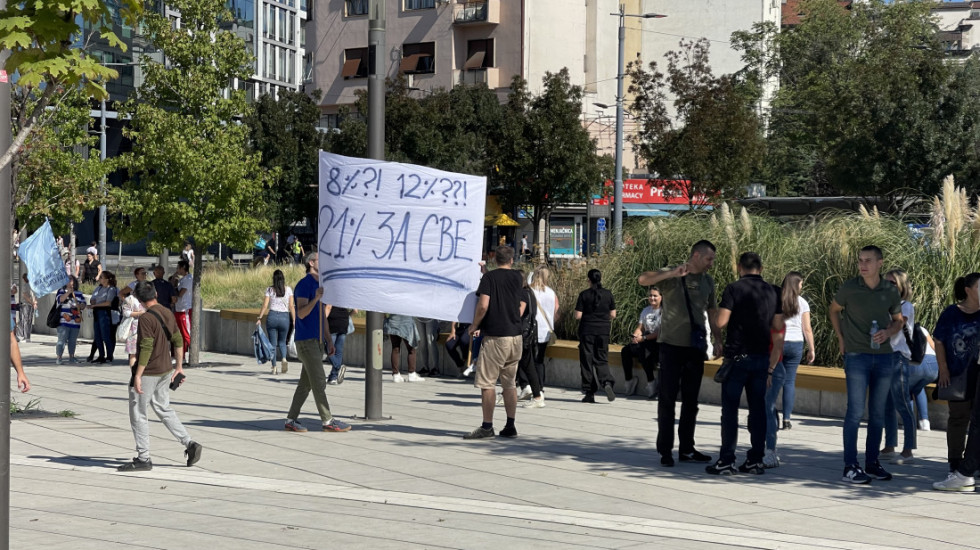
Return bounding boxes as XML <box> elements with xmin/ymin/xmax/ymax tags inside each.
<box><xmin>870</xmin><ymin>320</ymin><xmax>880</xmax><ymax>350</ymax></box>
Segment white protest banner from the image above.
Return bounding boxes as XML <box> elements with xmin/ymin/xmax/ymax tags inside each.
<box><xmin>318</xmin><ymin>152</ymin><xmax>487</xmax><ymax>322</ymax></box>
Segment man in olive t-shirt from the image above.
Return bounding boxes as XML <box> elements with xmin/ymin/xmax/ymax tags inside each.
<box><xmin>829</xmin><ymin>245</ymin><xmax>903</xmax><ymax>485</ymax></box>
<box><xmin>638</xmin><ymin>240</ymin><xmax>722</xmax><ymax>467</ymax></box>
<box><xmin>118</xmin><ymin>281</ymin><xmax>202</xmax><ymax>472</ymax></box>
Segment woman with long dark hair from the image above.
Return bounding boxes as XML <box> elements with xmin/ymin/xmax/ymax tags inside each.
<box><xmin>622</xmin><ymin>287</ymin><xmax>662</xmax><ymax>398</ymax></box>
<box><xmin>257</xmin><ymin>269</ymin><xmax>295</xmax><ymax>374</ymax></box>
<box><xmin>933</xmin><ymin>273</ymin><xmax>980</xmax><ymax>490</ymax></box>
<box><xmin>575</xmin><ymin>269</ymin><xmax>617</xmax><ymax>403</ymax></box>
<box><xmin>764</xmin><ymin>271</ymin><xmax>815</xmax><ymax>467</ymax></box>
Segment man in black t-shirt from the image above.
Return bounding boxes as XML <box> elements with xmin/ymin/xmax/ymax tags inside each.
<box><xmin>706</xmin><ymin>252</ymin><xmax>784</xmax><ymax>476</ymax></box>
<box><xmin>464</xmin><ymin>246</ymin><xmax>527</xmax><ymax>440</ymax></box>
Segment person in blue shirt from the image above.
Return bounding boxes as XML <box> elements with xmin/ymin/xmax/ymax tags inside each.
<box><xmin>283</xmin><ymin>253</ymin><xmax>350</xmax><ymax>433</ymax></box>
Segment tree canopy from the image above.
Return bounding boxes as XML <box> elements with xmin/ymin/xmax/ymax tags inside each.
<box><xmin>0</xmin><ymin>0</ymin><xmax>141</xmax><ymax>174</ymax></box>
<box><xmin>113</xmin><ymin>0</ymin><xmax>274</xmax><ymax>365</ymax></box>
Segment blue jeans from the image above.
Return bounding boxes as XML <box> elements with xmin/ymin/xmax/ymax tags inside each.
<box><xmin>56</xmin><ymin>325</ymin><xmax>79</xmax><ymax>358</ymax></box>
<box><xmin>779</xmin><ymin>341</ymin><xmax>804</xmax><ymax>420</ymax></box>
<box><xmin>93</xmin><ymin>308</ymin><xmax>114</xmax><ymax>360</ymax></box>
<box><xmin>765</xmin><ymin>361</ymin><xmax>786</xmax><ymax>450</ymax></box>
<box><xmin>885</xmin><ymin>354</ymin><xmax>939</xmax><ymax>449</ymax></box>
<box><xmin>843</xmin><ymin>352</ymin><xmax>897</xmax><ymax>467</ymax></box>
<box><xmin>328</xmin><ymin>332</ymin><xmax>346</xmax><ymax>380</ymax></box>
<box><xmin>265</xmin><ymin>311</ymin><xmax>290</xmax><ymax>362</ymax></box>
<box><xmin>720</xmin><ymin>354</ymin><xmax>769</xmax><ymax>464</ymax></box>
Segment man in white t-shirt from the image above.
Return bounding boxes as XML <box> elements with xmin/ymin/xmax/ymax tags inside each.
<box><xmin>174</xmin><ymin>260</ymin><xmax>194</xmax><ymax>357</ymax></box>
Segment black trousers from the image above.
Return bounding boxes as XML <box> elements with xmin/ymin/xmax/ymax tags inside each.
<box><xmin>579</xmin><ymin>333</ymin><xmax>614</xmax><ymax>394</ymax></box>
<box><xmin>622</xmin><ymin>340</ymin><xmax>659</xmax><ymax>382</ymax></box>
<box><xmin>657</xmin><ymin>343</ymin><xmax>705</xmax><ymax>457</ymax></box>
<box><xmin>516</xmin><ymin>342</ymin><xmax>543</xmax><ymax>398</ymax></box>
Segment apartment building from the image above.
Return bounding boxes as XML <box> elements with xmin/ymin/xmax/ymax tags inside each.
<box><xmin>307</xmin><ymin>0</ymin><xmax>638</xmax><ymax>129</ymax></box>
<box><xmin>931</xmin><ymin>1</ymin><xmax>980</xmax><ymax>59</ymax></box>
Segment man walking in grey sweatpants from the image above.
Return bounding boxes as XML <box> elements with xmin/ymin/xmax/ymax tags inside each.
<box><xmin>118</xmin><ymin>281</ymin><xmax>203</xmax><ymax>471</ymax></box>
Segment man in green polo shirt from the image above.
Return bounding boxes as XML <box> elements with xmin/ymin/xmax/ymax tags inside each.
<box><xmin>829</xmin><ymin>245</ymin><xmax>903</xmax><ymax>485</ymax></box>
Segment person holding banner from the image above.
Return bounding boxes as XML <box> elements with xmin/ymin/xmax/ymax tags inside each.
<box><xmin>284</xmin><ymin>253</ymin><xmax>350</xmax><ymax>433</ymax></box>
<box><xmin>55</xmin><ymin>277</ymin><xmax>85</xmax><ymax>365</ymax></box>
<box><xmin>385</xmin><ymin>314</ymin><xmax>422</xmax><ymax>383</ymax></box>
<box><xmin>464</xmin><ymin>246</ymin><xmax>527</xmax><ymax>440</ymax></box>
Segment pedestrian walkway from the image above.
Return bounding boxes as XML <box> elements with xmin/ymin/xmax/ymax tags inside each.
<box><xmin>8</xmin><ymin>334</ymin><xmax>980</xmax><ymax>549</ymax></box>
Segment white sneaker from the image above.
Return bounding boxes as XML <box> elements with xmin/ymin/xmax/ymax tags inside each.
<box><xmin>518</xmin><ymin>386</ymin><xmax>533</xmax><ymax>400</ymax></box>
<box><xmin>407</xmin><ymin>372</ymin><xmax>424</xmax><ymax>382</ymax></box>
<box><xmin>523</xmin><ymin>397</ymin><xmax>546</xmax><ymax>408</ymax></box>
<box><xmin>645</xmin><ymin>381</ymin><xmax>656</xmax><ymax>398</ymax></box>
<box><xmin>933</xmin><ymin>471</ymin><xmax>976</xmax><ymax>492</ymax></box>
<box><xmin>763</xmin><ymin>448</ymin><xmax>780</xmax><ymax>469</ymax></box>
<box><xmin>625</xmin><ymin>378</ymin><xmax>638</xmax><ymax>396</ymax></box>
<box><xmin>919</xmin><ymin>419</ymin><xmax>931</xmax><ymax>431</ymax></box>
<box><xmin>392</xmin><ymin>373</ymin><xmax>405</xmax><ymax>383</ymax></box>
<box><xmin>56</xmin><ymin>358</ymin><xmax>63</xmax><ymax>365</ymax></box>
<box><xmin>462</xmin><ymin>365</ymin><xmax>475</xmax><ymax>377</ymax></box>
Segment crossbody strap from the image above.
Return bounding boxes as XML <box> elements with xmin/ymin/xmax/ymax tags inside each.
<box><xmin>145</xmin><ymin>307</ymin><xmax>173</xmax><ymax>343</ymax></box>
<box><xmin>680</xmin><ymin>276</ymin><xmax>699</xmax><ymax>329</ymax></box>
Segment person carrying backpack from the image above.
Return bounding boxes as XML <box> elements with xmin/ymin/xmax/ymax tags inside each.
<box><xmin>517</xmin><ymin>280</ymin><xmax>545</xmax><ymax>408</ymax></box>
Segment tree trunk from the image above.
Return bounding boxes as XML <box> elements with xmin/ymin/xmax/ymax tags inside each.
<box><xmin>188</xmin><ymin>246</ymin><xmax>204</xmax><ymax>366</ymax></box>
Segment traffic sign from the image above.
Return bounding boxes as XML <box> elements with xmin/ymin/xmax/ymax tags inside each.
<box><xmin>596</xmin><ymin>218</ymin><xmax>606</xmax><ymax>232</ymax></box>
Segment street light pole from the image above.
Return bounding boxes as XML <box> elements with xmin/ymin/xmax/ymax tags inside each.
<box><xmin>612</xmin><ymin>7</ymin><xmax>666</xmax><ymax>249</ymax></box>
<box><xmin>613</xmin><ymin>6</ymin><xmax>626</xmax><ymax>250</ymax></box>
<box><xmin>99</xmin><ymin>99</ymin><xmax>107</xmax><ymax>263</ymax></box>
<box><xmin>365</xmin><ymin>0</ymin><xmax>386</xmax><ymax>420</ymax></box>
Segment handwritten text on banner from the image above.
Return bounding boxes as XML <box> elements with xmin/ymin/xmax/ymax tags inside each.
<box><xmin>318</xmin><ymin>152</ymin><xmax>487</xmax><ymax>322</ymax></box>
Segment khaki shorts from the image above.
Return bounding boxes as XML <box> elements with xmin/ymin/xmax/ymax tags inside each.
<box><xmin>475</xmin><ymin>335</ymin><xmax>523</xmax><ymax>390</ymax></box>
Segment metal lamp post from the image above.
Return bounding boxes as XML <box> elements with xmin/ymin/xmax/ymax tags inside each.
<box><xmin>611</xmin><ymin>6</ymin><xmax>666</xmax><ymax>249</ymax></box>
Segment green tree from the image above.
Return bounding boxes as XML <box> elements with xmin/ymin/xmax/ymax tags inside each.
<box><xmin>733</xmin><ymin>0</ymin><xmax>976</xmax><ymax>196</ymax></box>
<box><xmin>627</xmin><ymin>39</ymin><xmax>765</xmax><ymax>206</ymax></box>
<box><xmin>491</xmin><ymin>70</ymin><xmax>613</xmax><ymax>258</ymax></box>
<box><xmin>13</xmin><ymin>89</ymin><xmax>114</xmax><ymax>235</ymax></box>
<box><xmin>113</xmin><ymin>0</ymin><xmax>274</xmax><ymax>366</ymax></box>
<box><xmin>246</xmin><ymin>89</ymin><xmax>325</xmax><ymax>236</ymax></box>
<box><xmin>0</xmin><ymin>0</ymin><xmax>140</xmax><ymax>173</ymax></box>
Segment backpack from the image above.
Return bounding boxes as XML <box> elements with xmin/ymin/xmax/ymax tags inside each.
<box><xmin>521</xmin><ymin>289</ymin><xmax>538</xmax><ymax>348</ymax></box>
<box><xmin>903</xmin><ymin>323</ymin><xmax>928</xmax><ymax>364</ymax></box>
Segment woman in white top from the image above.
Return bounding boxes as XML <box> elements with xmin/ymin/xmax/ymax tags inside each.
<box><xmin>256</xmin><ymin>269</ymin><xmax>295</xmax><ymax>374</ymax></box>
<box><xmin>881</xmin><ymin>269</ymin><xmax>932</xmax><ymax>464</ymax></box>
<box><xmin>764</xmin><ymin>272</ymin><xmax>815</xmax><ymax>467</ymax></box>
<box><xmin>527</xmin><ymin>267</ymin><xmax>558</xmax><ymax>405</ymax></box>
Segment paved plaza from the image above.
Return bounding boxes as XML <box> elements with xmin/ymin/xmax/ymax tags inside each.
<box><xmin>7</xmin><ymin>334</ymin><xmax>980</xmax><ymax>549</ymax></box>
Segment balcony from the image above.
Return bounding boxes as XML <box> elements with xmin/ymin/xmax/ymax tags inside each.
<box><xmin>454</xmin><ymin>0</ymin><xmax>499</xmax><ymax>25</ymax></box>
<box><xmin>457</xmin><ymin>67</ymin><xmax>499</xmax><ymax>88</ymax></box>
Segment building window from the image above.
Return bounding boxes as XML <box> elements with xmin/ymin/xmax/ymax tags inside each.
<box><xmin>464</xmin><ymin>39</ymin><xmax>493</xmax><ymax>70</ymax></box>
<box><xmin>405</xmin><ymin>0</ymin><xmax>435</xmax><ymax>10</ymax></box>
<box><xmin>279</xmin><ymin>7</ymin><xmax>287</xmax><ymax>43</ymax></box>
<box><xmin>400</xmin><ymin>42</ymin><xmax>435</xmax><ymax>74</ymax></box>
<box><xmin>342</xmin><ymin>47</ymin><xmax>369</xmax><ymax>79</ymax></box>
<box><xmin>286</xmin><ymin>10</ymin><xmax>294</xmax><ymax>44</ymax></box>
<box><xmin>279</xmin><ymin>47</ymin><xmax>287</xmax><ymax>81</ymax></box>
<box><xmin>267</xmin><ymin>44</ymin><xmax>275</xmax><ymax>78</ymax></box>
<box><xmin>346</xmin><ymin>0</ymin><xmax>368</xmax><ymax>16</ymax></box>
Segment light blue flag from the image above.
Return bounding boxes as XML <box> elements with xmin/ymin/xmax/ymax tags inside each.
<box><xmin>16</xmin><ymin>219</ymin><xmax>69</xmax><ymax>297</ymax></box>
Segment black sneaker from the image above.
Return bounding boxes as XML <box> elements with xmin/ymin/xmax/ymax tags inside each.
<box><xmin>604</xmin><ymin>383</ymin><xmax>616</xmax><ymax>402</ymax></box>
<box><xmin>865</xmin><ymin>461</ymin><xmax>893</xmax><ymax>481</ymax></box>
<box><xmin>842</xmin><ymin>464</ymin><xmax>872</xmax><ymax>484</ymax></box>
<box><xmin>117</xmin><ymin>457</ymin><xmax>153</xmax><ymax>472</ymax></box>
<box><xmin>705</xmin><ymin>461</ymin><xmax>737</xmax><ymax>475</ymax></box>
<box><xmin>499</xmin><ymin>425</ymin><xmax>518</xmax><ymax>438</ymax></box>
<box><xmin>782</xmin><ymin>420</ymin><xmax>792</xmax><ymax>430</ymax></box>
<box><xmin>463</xmin><ymin>426</ymin><xmax>495</xmax><ymax>440</ymax></box>
<box><xmin>661</xmin><ymin>455</ymin><xmax>675</xmax><ymax>467</ymax></box>
<box><xmin>582</xmin><ymin>394</ymin><xmax>596</xmax><ymax>403</ymax></box>
<box><xmin>185</xmin><ymin>441</ymin><xmax>203</xmax><ymax>467</ymax></box>
<box><xmin>679</xmin><ymin>450</ymin><xmax>712</xmax><ymax>463</ymax></box>
<box><xmin>738</xmin><ymin>460</ymin><xmax>765</xmax><ymax>475</ymax></box>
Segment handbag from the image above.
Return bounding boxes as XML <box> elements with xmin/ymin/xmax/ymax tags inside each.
<box><xmin>347</xmin><ymin>315</ymin><xmax>355</xmax><ymax>335</ymax></box>
<box><xmin>681</xmin><ymin>276</ymin><xmax>708</xmax><ymax>355</ymax></box>
<box><xmin>538</xmin><ymin>295</ymin><xmax>558</xmax><ymax>345</ymax></box>
<box><xmin>934</xmin><ymin>369</ymin><xmax>970</xmax><ymax>402</ymax></box>
<box><xmin>115</xmin><ymin>316</ymin><xmax>134</xmax><ymax>341</ymax></box>
<box><xmin>46</xmin><ymin>300</ymin><xmax>61</xmax><ymax>329</ymax></box>
<box><xmin>714</xmin><ymin>357</ymin><xmax>733</xmax><ymax>383</ymax></box>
